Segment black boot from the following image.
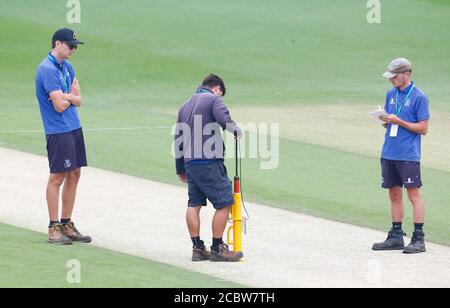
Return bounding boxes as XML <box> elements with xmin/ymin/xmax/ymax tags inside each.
<box><xmin>372</xmin><ymin>228</ymin><xmax>405</xmax><ymax>251</ymax></box>
<box><xmin>403</xmin><ymin>231</ymin><xmax>426</xmax><ymax>254</ymax></box>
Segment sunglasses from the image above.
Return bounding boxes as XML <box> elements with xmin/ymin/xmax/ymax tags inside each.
<box><xmin>63</xmin><ymin>42</ymin><xmax>78</xmax><ymax>50</ymax></box>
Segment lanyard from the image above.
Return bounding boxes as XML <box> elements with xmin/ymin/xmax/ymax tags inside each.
<box><xmin>395</xmin><ymin>84</ymin><xmax>415</xmax><ymax>116</ymax></box>
<box><xmin>196</xmin><ymin>88</ymin><xmax>212</xmax><ymax>94</ymax></box>
<box><xmin>47</xmin><ymin>53</ymin><xmax>70</xmax><ymax>93</ymax></box>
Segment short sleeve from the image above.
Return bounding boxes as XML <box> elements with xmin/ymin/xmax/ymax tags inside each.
<box><xmin>415</xmin><ymin>95</ymin><xmax>430</xmax><ymax>121</ymax></box>
<box><xmin>38</xmin><ymin>67</ymin><xmax>62</xmax><ymax>93</ymax></box>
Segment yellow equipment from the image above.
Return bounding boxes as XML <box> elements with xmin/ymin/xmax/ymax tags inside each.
<box><xmin>227</xmin><ymin>138</ymin><xmax>244</xmax><ymax>254</ymax></box>
<box><xmin>227</xmin><ymin>175</ymin><xmax>243</xmax><ymax>252</ymax></box>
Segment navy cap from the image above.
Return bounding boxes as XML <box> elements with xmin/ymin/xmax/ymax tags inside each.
<box><xmin>52</xmin><ymin>28</ymin><xmax>84</xmax><ymax>46</ymax></box>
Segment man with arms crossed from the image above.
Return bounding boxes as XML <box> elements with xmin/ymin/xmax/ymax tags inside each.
<box><xmin>35</xmin><ymin>28</ymin><xmax>91</xmax><ymax>245</ymax></box>
<box><xmin>373</xmin><ymin>58</ymin><xmax>430</xmax><ymax>254</ymax></box>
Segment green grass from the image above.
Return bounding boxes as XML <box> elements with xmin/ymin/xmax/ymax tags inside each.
<box><xmin>0</xmin><ymin>0</ymin><xmax>449</xmax><ymax>262</ymax></box>
<box><xmin>0</xmin><ymin>223</ymin><xmax>244</xmax><ymax>288</ymax></box>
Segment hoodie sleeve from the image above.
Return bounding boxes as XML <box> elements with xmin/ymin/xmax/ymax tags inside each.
<box><xmin>174</xmin><ymin>110</ymin><xmax>186</xmax><ymax>175</ymax></box>
<box><xmin>212</xmin><ymin>96</ymin><xmax>242</xmax><ymax>137</ymax></box>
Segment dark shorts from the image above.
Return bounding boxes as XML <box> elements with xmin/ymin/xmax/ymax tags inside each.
<box><xmin>185</xmin><ymin>160</ymin><xmax>234</xmax><ymax>209</ymax></box>
<box><xmin>381</xmin><ymin>159</ymin><xmax>422</xmax><ymax>189</ymax></box>
<box><xmin>46</xmin><ymin>128</ymin><xmax>88</xmax><ymax>174</ymax></box>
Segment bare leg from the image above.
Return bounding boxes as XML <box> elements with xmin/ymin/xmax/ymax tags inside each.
<box><xmin>61</xmin><ymin>168</ymin><xmax>81</xmax><ymax>220</ymax></box>
<box><xmin>389</xmin><ymin>186</ymin><xmax>404</xmax><ymax>223</ymax></box>
<box><xmin>407</xmin><ymin>188</ymin><xmax>425</xmax><ymax>224</ymax></box>
<box><xmin>212</xmin><ymin>206</ymin><xmax>231</xmax><ymax>239</ymax></box>
<box><xmin>46</xmin><ymin>173</ymin><xmax>66</xmax><ymax>222</ymax></box>
<box><xmin>186</xmin><ymin>206</ymin><xmax>202</xmax><ymax>238</ymax></box>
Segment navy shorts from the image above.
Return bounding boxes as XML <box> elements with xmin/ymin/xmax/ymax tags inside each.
<box><xmin>185</xmin><ymin>160</ymin><xmax>234</xmax><ymax>209</ymax></box>
<box><xmin>381</xmin><ymin>159</ymin><xmax>422</xmax><ymax>189</ymax></box>
<box><xmin>46</xmin><ymin>128</ymin><xmax>88</xmax><ymax>174</ymax></box>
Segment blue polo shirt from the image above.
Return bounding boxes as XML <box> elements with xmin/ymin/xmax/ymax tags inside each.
<box><xmin>381</xmin><ymin>82</ymin><xmax>430</xmax><ymax>162</ymax></box>
<box><xmin>35</xmin><ymin>53</ymin><xmax>81</xmax><ymax>135</ymax></box>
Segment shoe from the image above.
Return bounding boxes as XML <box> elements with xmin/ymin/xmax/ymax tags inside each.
<box><xmin>403</xmin><ymin>231</ymin><xmax>426</xmax><ymax>254</ymax></box>
<box><xmin>48</xmin><ymin>223</ymin><xmax>73</xmax><ymax>245</ymax></box>
<box><xmin>192</xmin><ymin>245</ymin><xmax>211</xmax><ymax>261</ymax></box>
<box><xmin>210</xmin><ymin>243</ymin><xmax>244</xmax><ymax>262</ymax></box>
<box><xmin>372</xmin><ymin>228</ymin><xmax>405</xmax><ymax>251</ymax></box>
<box><xmin>62</xmin><ymin>221</ymin><xmax>92</xmax><ymax>243</ymax></box>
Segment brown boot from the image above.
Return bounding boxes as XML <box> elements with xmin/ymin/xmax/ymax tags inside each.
<box><xmin>210</xmin><ymin>243</ymin><xmax>244</xmax><ymax>262</ymax></box>
<box><xmin>48</xmin><ymin>223</ymin><xmax>72</xmax><ymax>245</ymax></box>
<box><xmin>192</xmin><ymin>245</ymin><xmax>211</xmax><ymax>261</ymax></box>
<box><xmin>62</xmin><ymin>221</ymin><xmax>92</xmax><ymax>243</ymax></box>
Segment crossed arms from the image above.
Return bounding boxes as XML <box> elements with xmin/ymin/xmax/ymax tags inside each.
<box><xmin>49</xmin><ymin>79</ymin><xmax>83</xmax><ymax>113</ymax></box>
<box><xmin>380</xmin><ymin>114</ymin><xmax>429</xmax><ymax>135</ymax></box>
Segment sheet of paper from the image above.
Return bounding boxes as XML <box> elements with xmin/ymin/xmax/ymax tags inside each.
<box><xmin>369</xmin><ymin>106</ymin><xmax>388</xmax><ymax>124</ymax></box>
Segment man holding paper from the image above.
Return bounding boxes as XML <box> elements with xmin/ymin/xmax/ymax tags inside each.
<box><xmin>372</xmin><ymin>58</ymin><xmax>430</xmax><ymax>254</ymax></box>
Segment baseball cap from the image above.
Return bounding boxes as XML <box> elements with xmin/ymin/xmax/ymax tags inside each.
<box><xmin>52</xmin><ymin>28</ymin><xmax>84</xmax><ymax>46</ymax></box>
<box><xmin>382</xmin><ymin>58</ymin><xmax>412</xmax><ymax>79</ymax></box>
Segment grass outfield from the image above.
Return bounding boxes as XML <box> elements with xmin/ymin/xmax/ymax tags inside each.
<box><xmin>0</xmin><ymin>0</ymin><xmax>449</xmax><ymax>251</ymax></box>
<box><xmin>0</xmin><ymin>223</ymin><xmax>244</xmax><ymax>288</ymax></box>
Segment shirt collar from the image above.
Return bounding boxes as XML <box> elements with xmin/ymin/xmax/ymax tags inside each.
<box><xmin>399</xmin><ymin>81</ymin><xmax>414</xmax><ymax>94</ymax></box>
<box><xmin>196</xmin><ymin>86</ymin><xmax>213</xmax><ymax>94</ymax></box>
<box><xmin>47</xmin><ymin>52</ymin><xmax>64</xmax><ymax>68</ymax></box>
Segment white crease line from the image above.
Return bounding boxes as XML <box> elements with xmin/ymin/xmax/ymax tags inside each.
<box><xmin>0</xmin><ymin>129</ymin><xmax>43</xmax><ymax>134</ymax></box>
<box><xmin>0</xmin><ymin>127</ymin><xmax>172</xmax><ymax>134</ymax></box>
<box><xmin>84</xmin><ymin>126</ymin><xmax>171</xmax><ymax>131</ymax></box>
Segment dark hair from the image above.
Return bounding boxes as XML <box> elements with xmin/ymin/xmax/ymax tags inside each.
<box><xmin>202</xmin><ymin>74</ymin><xmax>226</xmax><ymax>96</ymax></box>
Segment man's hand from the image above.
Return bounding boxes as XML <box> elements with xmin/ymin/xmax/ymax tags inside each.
<box><xmin>379</xmin><ymin>114</ymin><xmax>402</xmax><ymax>125</ymax></box>
<box><xmin>234</xmin><ymin>128</ymin><xmax>243</xmax><ymax>140</ymax></box>
<box><xmin>71</xmin><ymin>79</ymin><xmax>81</xmax><ymax>96</ymax></box>
<box><xmin>62</xmin><ymin>79</ymin><xmax>83</xmax><ymax>107</ymax></box>
<box><xmin>178</xmin><ymin>173</ymin><xmax>187</xmax><ymax>183</ymax></box>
